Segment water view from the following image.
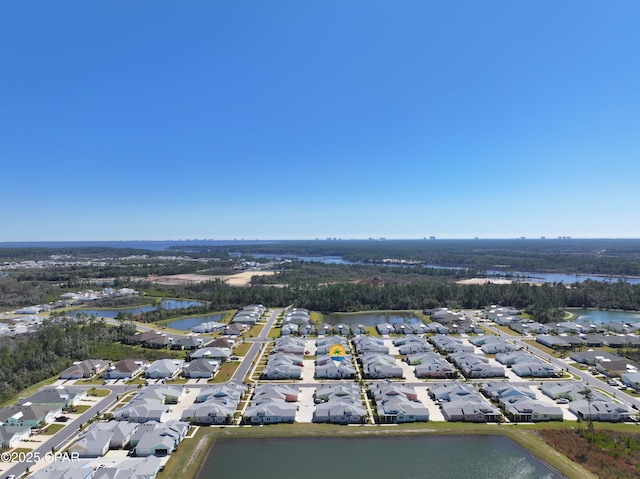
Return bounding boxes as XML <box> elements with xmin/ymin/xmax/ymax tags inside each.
<box><xmin>72</xmin><ymin>299</ymin><xmax>203</xmax><ymax>319</ymax></box>
<box><xmin>571</xmin><ymin>308</ymin><xmax>640</xmax><ymax>325</ymax></box>
<box><xmin>196</xmin><ymin>436</ymin><xmax>563</xmax><ymax>479</ymax></box>
<box><xmin>166</xmin><ymin>313</ymin><xmax>227</xmax><ymax>330</ymax></box>
<box><xmin>322</xmin><ymin>311</ymin><xmax>425</xmax><ymax>327</ymax></box>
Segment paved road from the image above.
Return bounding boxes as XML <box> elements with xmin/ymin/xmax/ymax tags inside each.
<box><xmin>481</xmin><ymin>320</ymin><xmax>640</xmax><ymax>409</ymax></box>
<box><xmin>231</xmin><ymin>308</ymin><xmax>283</xmax><ymax>382</ymax></box>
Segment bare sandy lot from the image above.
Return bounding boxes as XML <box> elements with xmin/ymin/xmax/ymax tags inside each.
<box><xmin>456</xmin><ymin>278</ymin><xmax>514</xmax><ymax>285</ymax></box>
<box><xmin>146</xmin><ymin>271</ymin><xmax>275</xmax><ymax>286</ymax></box>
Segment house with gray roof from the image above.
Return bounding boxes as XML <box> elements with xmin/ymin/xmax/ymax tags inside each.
<box><xmin>262</xmin><ymin>353</ymin><xmax>303</xmax><ymax>379</ymax></box>
<box><xmin>195</xmin><ymin>382</ymin><xmax>246</xmax><ymax>403</ymax></box>
<box><xmin>103</xmin><ymin>359</ymin><xmax>146</xmax><ymax>379</ymax></box>
<box><xmin>398</xmin><ymin>340</ymin><xmax>433</xmax><ymax>355</ymax></box>
<box><xmin>315</xmin><ymin>355</ymin><xmax>356</xmax><ymax>379</ymax></box>
<box><xmin>375</xmin><ymin>396</ymin><xmax>429</xmax><ymax>423</ymax></box>
<box><xmin>469</xmin><ymin>336</ymin><xmax>518</xmax><ymax>354</ymax></box>
<box><xmin>316</xmin><ymin>336</ymin><xmax>349</xmax><ymax>354</ymax></box>
<box><xmin>0</xmin><ymin>404</ymin><xmax>61</xmax><ymax>428</ymax></box>
<box><xmin>189</xmin><ymin>346</ymin><xmax>231</xmax><ymax>360</ymax></box>
<box><xmin>541</xmin><ymin>382</ymin><xmax>605</xmax><ymax>402</ymax></box>
<box><xmin>501</xmin><ymin>396</ymin><xmax>563</xmax><ymax>422</ymax></box>
<box><xmin>274</xmin><ymin>337</ymin><xmax>306</xmax><ymax>354</ymax></box>
<box><xmin>569</xmin><ymin>400</ymin><xmax>632</xmax><ymax>422</ymax></box>
<box><xmin>570</xmin><ymin>350</ymin><xmax>624</xmax><ymax>365</ymax></box>
<box><xmin>430</xmin><ymin>335</ymin><xmax>473</xmax><ymax>354</ymax></box>
<box><xmin>376</xmin><ymin>323</ymin><xmax>394</xmax><ymax>335</ymax></box>
<box><xmin>428</xmin><ymin>381</ymin><xmax>479</xmax><ymax>402</ymax></box>
<box><xmin>281</xmin><ymin>323</ymin><xmax>298</xmax><ymax>336</ymax></box>
<box><xmin>425</xmin><ymin>322</ymin><xmax>449</xmax><ymax>334</ymax></box>
<box><xmin>353</xmin><ymin>336</ymin><xmax>389</xmax><ymax>354</ymax></box>
<box><xmin>134</xmin><ymin>386</ymin><xmax>185</xmax><ymax>405</ymax></box>
<box><xmin>510</xmin><ymin>321</ymin><xmax>550</xmax><ymax>335</ymax></box>
<box><xmin>144</xmin><ymin>359</ymin><xmax>183</xmax><ymax>379</ymax></box>
<box><xmin>182</xmin><ymin>397</ymin><xmax>237</xmax><ymax>425</ymax></box>
<box><xmin>171</xmin><ymin>336</ymin><xmax>204</xmax><ymax>350</ymax></box>
<box><xmin>183</xmin><ymin>358</ymin><xmax>221</xmax><ymax>378</ymax></box>
<box><xmin>314</xmin><ymin>397</ymin><xmax>367</xmax><ymax>424</ymax></box>
<box><xmin>441</xmin><ymin>397</ymin><xmax>501</xmax><ymax>423</ymax></box>
<box><xmin>245</xmin><ymin>399</ymin><xmax>297</xmax><ymax>425</ymax></box>
<box><xmin>18</xmin><ymin>386</ymin><xmax>86</xmax><ymax>408</ymax></box>
<box><xmin>314</xmin><ymin>382</ymin><xmax>361</xmax><ymax>403</ymax></box>
<box><xmin>132</xmin><ymin>420</ymin><xmax>189</xmax><ymax>456</ymax></box>
<box><xmin>0</xmin><ymin>424</ymin><xmax>30</xmax><ymax>449</ymax></box>
<box><xmin>192</xmin><ymin>321</ymin><xmax>227</xmax><ymax>333</ymax></box>
<box><xmin>253</xmin><ymin>384</ymin><xmax>299</xmax><ymax>403</ymax></box>
<box><xmin>622</xmin><ymin>372</ymin><xmax>640</xmax><ymax>390</ymax></box>
<box><xmin>360</xmin><ymin>353</ymin><xmax>403</xmax><ymax>379</ymax></box>
<box><xmin>408</xmin><ymin>351</ymin><xmax>456</xmax><ymax>378</ymax></box>
<box><xmin>536</xmin><ymin>335</ymin><xmax>571</xmax><ymax>349</ymax></box>
<box><xmin>60</xmin><ymin>358</ymin><xmax>108</xmax><ymax>379</ymax></box>
<box><xmin>449</xmin><ymin>352</ymin><xmax>505</xmax><ymax>378</ymax></box>
<box><xmin>113</xmin><ymin>400</ymin><xmax>170</xmax><ymax>424</ymax></box>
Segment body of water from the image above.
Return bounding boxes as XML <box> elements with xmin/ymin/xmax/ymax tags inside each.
<box><xmin>166</xmin><ymin>313</ymin><xmax>227</xmax><ymax>330</ymax></box>
<box><xmin>323</xmin><ymin>311</ymin><xmax>424</xmax><ymax>327</ymax></box>
<box><xmin>196</xmin><ymin>436</ymin><xmax>563</xmax><ymax>479</ymax></box>
<box><xmin>72</xmin><ymin>299</ymin><xmax>203</xmax><ymax>319</ymax></box>
<box><xmin>571</xmin><ymin>308</ymin><xmax>640</xmax><ymax>325</ymax></box>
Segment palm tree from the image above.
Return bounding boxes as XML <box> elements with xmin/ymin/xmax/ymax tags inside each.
<box><xmin>579</xmin><ymin>386</ymin><xmax>596</xmax><ymax>443</ymax></box>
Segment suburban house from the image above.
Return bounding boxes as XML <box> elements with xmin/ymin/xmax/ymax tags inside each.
<box><xmin>501</xmin><ymin>396</ymin><xmax>564</xmax><ymax>422</ymax></box>
<box><xmin>273</xmin><ymin>337</ymin><xmax>306</xmax><ymax>355</ymax></box>
<box><xmin>253</xmin><ymin>384</ymin><xmax>299</xmax><ymax>403</ymax></box>
<box><xmin>360</xmin><ymin>353</ymin><xmax>403</xmax><ymax>379</ymax></box>
<box><xmin>144</xmin><ymin>359</ymin><xmax>183</xmax><ymax>379</ymax></box>
<box><xmin>244</xmin><ymin>399</ymin><xmax>297</xmax><ymax>425</ymax></box>
<box><xmin>112</xmin><ymin>401</ymin><xmax>170</xmax><ymax>424</ymax></box>
<box><xmin>369</xmin><ymin>382</ymin><xmax>429</xmax><ymax>424</ymax></box>
<box><xmin>448</xmin><ymin>352</ymin><xmax>505</xmax><ymax>379</ymax></box>
<box><xmin>411</xmin><ymin>352</ymin><xmax>457</xmax><ymax>379</ymax></box>
<box><xmin>315</xmin><ymin>355</ymin><xmax>356</xmax><ymax>379</ymax></box>
<box><xmin>131</xmin><ymin>420</ymin><xmax>189</xmax><ymax>456</ymax></box>
<box><xmin>195</xmin><ymin>382</ymin><xmax>247</xmax><ymax>403</ymax></box>
<box><xmin>18</xmin><ymin>386</ymin><xmax>86</xmax><ymax>409</ymax></box>
<box><xmin>183</xmin><ymin>358</ymin><xmax>221</xmax><ymax>378</ymax></box>
<box><xmin>440</xmin><ymin>397</ymin><xmax>502</xmax><ymax>423</ymax></box>
<box><xmin>262</xmin><ymin>353</ymin><xmax>303</xmax><ymax>380</ymax></box>
<box><xmin>353</xmin><ymin>336</ymin><xmax>389</xmax><ymax>354</ymax></box>
<box><xmin>316</xmin><ymin>337</ymin><xmax>349</xmax><ymax>354</ymax></box>
<box><xmin>60</xmin><ymin>358</ymin><xmax>108</xmax><ymax>379</ymax></box>
<box><xmin>314</xmin><ymin>382</ymin><xmax>361</xmax><ymax>403</ymax></box>
<box><xmin>621</xmin><ymin>372</ymin><xmax>640</xmax><ymax>390</ymax></box>
<box><xmin>134</xmin><ymin>386</ymin><xmax>185</xmax><ymax>405</ymax></box>
<box><xmin>189</xmin><ymin>346</ymin><xmax>232</xmax><ymax>361</ymax></box>
<box><xmin>182</xmin><ymin>397</ymin><xmax>237</xmax><ymax>425</ymax></box>
<box><xmin>0</xmin><ymin>424</ymin><xmax>30</xmax><ymax>449</ymax></box>
<box><xmin>103</xmin><ymin>359</ymin><xmax>146</xmax><ymax>379</ymax></box>
<box><xmin>314</xmin><ymin>397</ymin><xmax>367</xmax><ymax>424</ymax></box>
<box><xmin>430</xmin><ymin>335</ymin><xmax>474</xmax><ymax>354</ymax></box>
<box><xmin>568</xmin><ymin>400</ymin><xmax>633</xmax><ymax>422</ymax></box>
<box><xmin>0</xmin><ymin>404</ymin><xmax>62</xmax><ymax>428</ymax></box>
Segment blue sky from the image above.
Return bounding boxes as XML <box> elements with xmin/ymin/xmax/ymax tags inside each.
<box><xmin>1</xmin><ymin>1</ymin><xmax>639</xmax><ymax>241</ymax></box>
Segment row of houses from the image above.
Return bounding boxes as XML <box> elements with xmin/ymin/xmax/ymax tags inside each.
<box><xmin>429</xmin><ymin>382</ymin><xmax>502</xmax><ymax>423</ymax></box>
<box><xmin>231</xmin><ymin>304</ymin><xmax>266</xmax><ymax>326</ymax></box>
<box><xmin>68</xmin><ymin>419</ymin><xmax>189</xmax><ymax>458</ymax></box>
<box><xmin>31</xmin><ymin>456</ymin><xmax>163</xmax><ymax>479</ymax></box>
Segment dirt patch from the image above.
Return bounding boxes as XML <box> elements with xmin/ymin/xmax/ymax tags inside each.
<box><xmin>146</xmin><ymin>271</ymin><xmax>275</xmax><ymax>286</ymax></box>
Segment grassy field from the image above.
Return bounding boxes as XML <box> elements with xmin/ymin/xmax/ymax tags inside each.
<box><xmin>233</xmin><ymin>341</ymin><xmax>252</xmax><ymax>356</ymax></box>
<box><xmin>158</xmin><ymin>422</ymin><xmax>604</xmax><ymax>479</ymax></box>
<box><xmin>209</xmin><ymin>362</ymin><xmax>239</xmax><ymax>383</ymax></box>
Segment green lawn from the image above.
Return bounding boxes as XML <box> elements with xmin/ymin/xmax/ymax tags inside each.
<box><xmin>209</xmin><ymin>362</ymin><xmax>239</xmax><ymax>383</ymax></box>
<box><xmin>233</xmin><ymin>342</ymin><xmax>252</xmax><ymax>356</ymax></box>
<box><xmin>40</xmin><ymin>423</ymin><xmax>65</xmax><ymax>435</ymax></box>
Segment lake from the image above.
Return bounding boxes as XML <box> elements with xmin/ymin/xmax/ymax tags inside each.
<box><xmin>195</xmin><ymin>436</ymin><xmax>564</xmax><ymax>479</ymax></box>
<box><xmin>322</xmin><ymin>311</ymin><xmax>425</xmax><ymax>327</ymax></box>
<box><xmin>166</xmin><ymin>313</ymin><xmax>228</xmax><ymax>330</ymax></box>
<box><xmin>571</xmin><ymin>308</ymin><xmax>640</xmax><ymax>325</ymax></box>
<box><xmin>71</xmin><ymin>299</ymin><xmax>203</xmax><ymax>319</ymax></box>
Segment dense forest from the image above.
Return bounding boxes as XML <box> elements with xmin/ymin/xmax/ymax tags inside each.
<box><xmin>177</xmin><ymin>238</ymin><xmax>640</xmax><ymax>276</ymax></box>
<box><xmin>130</xmin><ymin>277</ymin><xmax>640</xmax><ymax>323</ymax></box>
<box><xmin>0</xmin><ymin>319</ymin><xmax>137</xmax><ymax>403</ymax></box>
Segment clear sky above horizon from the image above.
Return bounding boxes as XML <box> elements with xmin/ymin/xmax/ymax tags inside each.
<box><xmin>2</xmin><ymin>1</ymin><xmax>639</xmax><ymax>241</ymax></box>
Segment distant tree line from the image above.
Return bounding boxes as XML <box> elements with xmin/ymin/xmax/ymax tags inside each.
<box><xmin>129</xmin><ymin>277</ymin><xmax>640</xmax><ymax>322</ymax></box>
